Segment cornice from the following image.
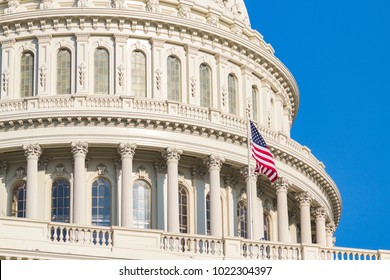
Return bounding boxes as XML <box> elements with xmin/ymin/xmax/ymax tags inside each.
<box><xmin>0</xmin><ymin>9</ymin><xmax>298</xmax><ymax>122</ymax></box>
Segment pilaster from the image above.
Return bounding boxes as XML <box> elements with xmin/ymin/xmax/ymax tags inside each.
<box><xmin>36</xmin><ymin>35</ymin><xmax>52</xmax><ymax>96</ymax></box>
<box><xmin>150</xmin><ymin>38</ymin><xmax>165</xmax><ymax>99</ymax></box>
<box><xmin>0</xmin><ymin>39</ymin><xmax>16</xmax><ymax>99</ymax></box>
<box><xmin>75</xmin><ymin>33</ymin><xmax>90</xmax><ymax>94</ymax></box>
<box><xmin>114</xmin><ymin>34</ymin><xmax>128</xmax><ymax>95</ymax></box>
<box><xmin>326</xmin><ymin>222</ymin><xmax>335</xmax><ymax>247</ymax></box>
<box><xmin>154</xmin><ymin>159</ymin><xmax>167</xmax><ymax>231</ymax></box>
<box><xmin>192</xmin><ymin>165</ymin><xmax>207</xmax><ymax>235</ymax></box>
<box><xmin>295</xmin><ymin>191</ymin><xmax>312</xmax><ymax>244</ymax></box>
<box><xmin>0</xmin><ymin>161</ymin><xmax>8</xmax><ymax>217</ymax></box>
<box><xmin>274</xmin><ymin>177</ymin><xmax>290</xmax><ymax>243</ymax></box>
<box><xmin>313</xmin><ymin>206</ymin><xmax>327</xmax><ymax>247</ymax></box>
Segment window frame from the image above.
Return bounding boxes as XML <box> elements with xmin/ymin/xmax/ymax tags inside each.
<box><xmin>20</xmin><ymin>51</ymin><xmax>35</xmax><ymax>98</ymax></box>
<box><xmin>94</xmin><ymin>48</ymin><xmax>110</xmax><ymax>95</ymax></box>
<box><xmin>199</xmin><ymin>63</ymin><xmax>212</xmax><ymax>108</ymax></box>
<box><xmin>132</xmin><ymin>179</ymin><xmax>152</xmax><ymax>229</ymax></box>
<box><xmin>228</xmin><ymin>73</ymin><xmax>238</xmax><ymax>115</ymax></box>
<box><xmin>91</xmin><ymin>177</ymin><xmax>112</xmax><ymax>227</ymax></box>
<box><xmin>167</xmin><ymin>55</ymin><xmax>181</xmax><ymax>102</ymax></box>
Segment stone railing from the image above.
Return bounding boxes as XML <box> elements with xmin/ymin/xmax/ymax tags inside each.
<box><xmin>0</xmin><ymin>218</ymin><xmax>389</xmax><ymax>260</ymax></box>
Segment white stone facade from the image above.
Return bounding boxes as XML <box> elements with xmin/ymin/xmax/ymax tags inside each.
<box><xmin>0</xmin><ymin>0</ymin><xmax>381</xmax><ymax>260</ymax></box>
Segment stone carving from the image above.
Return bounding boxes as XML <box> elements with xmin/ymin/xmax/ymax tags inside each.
<box><xmin>213</xmin><ymin>0</ymin><xmax>244</xmax><ymax>18</ymax></box>
<box><xmin>192</xmin><ymin>166</ymin><xmax>206</xmax><ymax>180</ymax></box>
<box><xmin>2</xmin><ymin>70</ymin><xmax>9</xmax><ymax>94</ymax></box>
<box><xmin>77</xmin><ymin>0</ymin><xmax>89</xmax><ymax>8</ymax></box>
<box><xmin>221</xmin><ymin>86</ymin><xmax>227</xmax><ymax>107</ymax></box>
<box><xmin>113</xmin><ymin>156</ymin><xmax>122</xmax><ymax>170</ymax></box>
<box><xmin>224</xmin><ymin>174</ymin><xmax>238</xmax><ymax>188</ymax></box>
<box><xmin>112</xmin><ymin>0</ymin><xmax>127</xmax><ymax>9</ymax></box>
<box><xmin>39</xmin><ymin>65</ymin><xmax>47</xmax><ymax>88</ymax></box>
<box><xmin>162</xmin><ymin>147</ymin><xmax>183</xmax><ymax>162</ymax></box>
<box><xmin>154</xmin><ymin>159</ymin><xmax>167</xmax><ymax>174</ymax></box>
<box><xmin>274</xmin><ymin>177</ymin><xmax>289</xmax><ymax>192</ymax></box>
<box><xmin>206</xmin><ymin>14</ymin><xmax>219</xmax><ymax>27</ymax></box>
<box><xmin>117</xmin><ymin>64</ymin><xmax>125</xmax><ymax>87</ymax></box>
<box><xmin>326</xmin><ymin>222</ymin><xmax>336</xmax><ymax>234</ymax></box>
<box><xmin>231</xmin><ymin>24</ymin><xmax>243</xmax><ymax>36</ymax></box>
<box><xmin>155</xmin><ymin>68</ymin><xmax>162</xmax><ymax>91</ymax></box>
<box><xmin>71</xmin><ymin>142</ymin><xmax>88</xmax><ymax>157</ymax></box>
<box><xmin>118</xmin><ymin>143</ymin><xmax>137</xmax><ymax>158</ymax></box>
<box><xmin>312</xmin><ymin>207</ymin><xmax>327</xmax><ymax>220</ymax></box>
<box><xmin>295</xmin><ymin>192</ymin><xmax>312</xmax><ymax>205</ymax></box>
<box><xmin>54</xmin><ymin>164</ymin><xmax>65</xmax><ymax>176</ymax></box>
<box><xmin>240</xmin><ymin>166</ymin><xmax>257</xmax><ymax>180</ymax></box>
<box><xmin>97</xmin><ymin>163</ymin><xmax>106</xmax><ymax>175</ymax></box>
<box><xmin>38</xmin><ymin>156</ymin><xmax>48</xmax><ymax>171</ymax></box>
<box><xmin>5</xmin><ymin>0</ymin><xmax>20</xmax><ymax>14</ymax></box>
<box><xmin>0</xmin><ymin>161</ymin><xmax>8</xmax><ymax>176</ymax></box>
<box><xmin>23</xmin><ymin>144</ymin><xmax>42</xmax><ymax>158</ymax></box>
<box><xmin>40</xmin><ymin>0</ymin><xmax>53</xmax><ymax>9</ymax></box>
<box><xmin>264</xmin><ymin>199</ymin><xmax>274</xmax><ymax>213</ymax></box>
<box><xmin>78</xmin><ymin>63</ymin><xmax>86</xmax><ymax>86</ymax></box>
<box><xmin>15</xmin><ymin>167</ymin><xmax>26</xmax><ymax>179</ymax></box>
<box><xmin>204</xmin><ymin>154</ymin><xmax>225</xmax><ymax>170</ymax></box>
<box><xmin>145</xmin><ymin>0</ymin><xmax>160</xmax><ymax>13</ymax></box>
<box><xmin>190</xmin><ymin>76</ymin><xmax>196</xmax><ymax>97</ymax></box>
<box><xmin>178</xmin><ymin>4</ymin><xmax>191</xmax><ymax>19</ymax></box>
<box><xmin>137</xmin><ymin>166</ymin><xmax>150</xmax><ymax>180</ymax></box>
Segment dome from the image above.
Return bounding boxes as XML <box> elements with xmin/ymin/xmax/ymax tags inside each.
<box><xmin>0</xmin><ymin>0</ymin><xmax>343</xmax><ymax>260</ymax></box>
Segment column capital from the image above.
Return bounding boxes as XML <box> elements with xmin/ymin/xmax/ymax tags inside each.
<box><xmin>312</xmin><ymin>206</ymin><xmax>327</xmax><ymax>220</ymax></box>
<box><xmin>204</xmin><ymin>154</ymin><xmax>225</xmax><ymax>171</ymax></box>
<box><xmin>192</xmin><ymin>165</ymin><xmax>207</xmax><ymax>180</ymax></box>
<box><xmin>295</xmin><ymin>191</ymin><xmax>312</xmax><ymax>205</ymax></box>
<box><xmin>240</xmin><ymin>166</ymin><xmax>257</xmax><ymax>181</ymax></box>
<box><xmin>118</xmin><ymin>143</ymin><xmax>137</xmax><ymax>159</ymax></box>
<box><xmin>0</xmin><ymin>160</ymin><xmax>8</xmax><ymax>176</ymax></box>
<box><xmin>224</xmin><ymin>174</ymin><xmax>238</xmax><ymax>188</ymax></box>
<box><xmin>71</xmin><ymin>142</ymin><xmax>88</xmax><ymax>157</ymax></box>
<box><xmin>154</xmin><ymin>159</ymin><xmax>167</xmax><ymax>174</ymax></box>
<box><xmin>23</xmin><ymin>144</ymin><xmax>42</xmax><ymax>159</ymax></box>
<box><xmin>326</xmin><ymin>222</ymin><xmax>336</xmax><ymax>234</ymax></box>
<box><xmin>274</xmin><ymin>177</ymin><xmax>290</xmax><ymax>192</ymax></box>
<box><xmin>38</xmin><ymin>156</ymin><xmax>48</xmax><ymax>171</ymax></box>
<box><xmin>162</xmin><ymin>147</ymin><xmax>183</xmax><ymax>162</ymax></box>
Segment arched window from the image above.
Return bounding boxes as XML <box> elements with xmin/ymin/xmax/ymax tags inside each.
<box><xmin>264</xmin><ymin>215</ymin><xmax>271</xmax><ymax>241</ymax></box>
<box><xmin>20</xmin><ymin>52</ymin><xmax>34</xmax><ymax>97</ymax></box>
<box><xmin>237</xmin><ymin>200</ymin><xmax>247</xmax><ymax>238</ymax></box>
<box><xmin>92</xmin><ymin>177</ymin><xmax>111</xmax><ymax>226</ymax></box>
<box><xmin>179</xmin><ymin>185</ymin><xmax>188</xmax><ymax>233</ymax></box>
<box><xmin>51</xmin><ymin>179</ymin><xmax>71</xmax><ymax>223</ymax></box>
<box><xmin>133</xmin><ymin>180</ymin><xmax>151</xmax><ymax>229</ymax></box>
<box><xmin>252</xmin><ymin>86</ymin><xmax>259</xmax><ymax>121</ymax></box>
<box><xmin>12</xmin><ymin>181</ymin><xmax>27</xmax><ymax>218</ymax></box>
<box><xmin>206</xmin><ymin>193</ymin><xmax>210</xmax><ymax>235</ymax></box>
<box><xmin>131</xmin><ymin>50</ymin><xmax>146</xmax><ymax>97</ymax></box>
<box><xmin>167</xmin><ymin>55</ymin><xmax>181</xmax><ymax>101</ymax></box>
<box><xmin>228</xmin><ymin>74</ymin><xmax>238</xmax><ymax>114</ymax></box>
<box><xmin>56</xmin><ymin>49</ymin><xmax>71</xmax><ymax>95</ymax></box>
<box><xmin>199</xmin><ymin>64</ymin><xmax>212</xmax><ymax>108</ymax></box>
<box><xmin>94</xmin><ymin>48</ymin><xmax>109</xmax><ymax>94</ymax></box>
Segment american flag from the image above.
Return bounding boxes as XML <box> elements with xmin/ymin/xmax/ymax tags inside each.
<box><xmin>250</xmin><ymin>121</ymin><xmax>278</xmax><ymax>183</ymax></box>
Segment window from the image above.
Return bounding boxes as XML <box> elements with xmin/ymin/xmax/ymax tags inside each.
<box><xmin>51</xmin><ymin>179</ymin><xmax>71</xmax><ymax>223</ymax></box>
<box><xmin>133</xmin><ymin>180</ymin><xmax>151</xmax><ymax>229</ymax></box>
<box><xmin>12</xmin><ymin>181</ymin><xmax>27</xmax><ymax>218</ymax></box>
<box><xmin>200</xmin><ymin>64</ymin><xmax>212</xmax><ymax>107</ymax></box>
<box><xmin>167</xmin><ymin>56</ymin><xmax>181</xmax><ymax>101</ymax></box>
<box><xmin>20</xmin><ymin>52</ymin><xmax>34</xmax><ymax>97</ymax></box>
<box><xmin>237</xmin><ymin>200</ymin><xmax>247</xmax><ymax>238</ymax></box>
<box><xmin>56</xmin><ymin>49</ymin><xmax>71</xmax><ymax>95</ymax></box>
<box><xmin>94</xmin><ymin>48</ymin><xmax>109</xmax><ymax>94</ymax></box>
<box><xmin>131</xmin><ymin>51</ymin><xmax>146</xmax><ymax>97</ymax></box>
<box><xmin>206</xmin><ymin>193</ymin><xmax>210</xmax><ymax>235</ymax></box>
<box><xmin>228</xmin><ymin>74</ymin><xmax>238</xmax><ymax>114</ymax></box>
<box><xmin>179</xmin><ymin>185</ymin><xmax>188</xmax><ymax>233</ymax></box>
<box><xmin>252</xmin><ymin>86</ymin><xmax>259</xmax><ymax>121</ymax></box>
<box><xmin>92</xmin><ymin>177</ymin><xmax>111</xmax><ymax>226</ymax></box>
<box><xmin>264</xmin><ymin>215</ymin><xmax>271</xmax><ymax>241</ymax></box>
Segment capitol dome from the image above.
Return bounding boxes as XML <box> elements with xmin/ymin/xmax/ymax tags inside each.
<box><xmin>0</xmin><ymin>0</ymin><xmax>356</xmax><ymax>260</ymax></box>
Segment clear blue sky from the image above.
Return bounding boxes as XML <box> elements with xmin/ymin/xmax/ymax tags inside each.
<box><xmin>245</xmin><ymin>0</ymin><xmax>390</xmax><ymax>250</ymax></box>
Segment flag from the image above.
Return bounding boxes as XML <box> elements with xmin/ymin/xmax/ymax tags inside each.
<box><xmin>250</xmin><ymin>121</ymin><xmax>278</xmax><ymax>183</ymax></box>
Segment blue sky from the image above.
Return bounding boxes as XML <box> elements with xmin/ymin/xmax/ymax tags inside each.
<box><xmin>245</xmin><ymin>0</ymin><xmax>390</xmax><ymax>250</ymax></box>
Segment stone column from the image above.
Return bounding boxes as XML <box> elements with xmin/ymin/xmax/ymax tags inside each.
<box><xmin>118</xmin><ymin>143</ymin><xmax>137</xmax><ymax>228</ymax></box>
<box><xmin>192</xmin><ymin>166</ymin><xmax>207</xmax><ymax>235</ymax></box>
<box><xmin>114</xmin><ymin>157</ymin><xmax>122</xmax><ymax>226</ymax></box>
<box><xmin>23</xmin><ymin>144</ymin><xmax>42</xmax><ymax>219</ymax></box>
<box><xmin>224</xmin><ymin>175</ymin><xmax>238</xmax><ymax>237</ymax></box>
<box><xmin>258</xmin><ymin>191</ymin><xmax>265</xmax><ymax>240</ymax></box>
<box><xmin>71</xmin><ymin>142</ymin><xmax>88</xmax><ymax>225</ymax></box>
<box><xmin>155</xmin><ymin>159</ymin><xmax>167</xmax><ymax>231</ymax></box>
<box><xmin>38</xmin><ymin>156</ymin><xmax>48</xmax><ymax>220</ymax></box>
<box><xmin>295</xmin><ymin>192</ymin><xmax>312</xmax><ymax>244</ymax></box>
<box><xmin>241</xmin><ymin>166</ymin><xmax>259</xmax><ymax>240</ymax></box>
<box><xmin>275</xmin><ymin>177</ymin><xmax>290</xmax><ymax>243</ymax></box>
<box><xmin>205</xmin><ymin>154</ymin><xmax>224</xmax><ymax>237</ymax></box>
<box><xmin>313</xmin><ymin>207</ymin><xmax>327</xmax><ymax>247</ymax></box>
<box><xmin>162</xmin><ymin>147</ymin><xmax>183</xmax><ymax>233</ymax></box>
<box><xmin>326</xmin><ymin>222</ymin><xmax>336</xmax><ymax>247</ymax></box>
<box><xmin>0</xmin><ymin>161</ymin><xmax>8</xmax><ymax>217</ymax></box>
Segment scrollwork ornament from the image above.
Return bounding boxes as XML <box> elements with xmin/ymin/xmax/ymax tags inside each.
<box><xmin>117</xmin><ymin>64</ymin><xmax>125</xmax><ymax>87</ymax></box>
<box><xmin>274</xmin><ymin>177</ymin><xmax>290</xmax><ymax>192</ymax></box>
<box><xmin>192</xmin><ymin>166</ymin><xmax>206</xmax><ymax>180</ymax></box>
<box><xmin>162</xmin><ymin>147</ymin><xmax>183</xmax><ymax>162</ymax></box>
<box><xmin>190</xmin><ymin>76</ymin><xmax>196</xmax><ymax>97</ymax></box>
<box><xmin>204</xmin><ymin>154</ymin><xmax>225</xmax><ymax>170</ymax></box>
<box><xmin>40</xmin><ymin>0</ymin><xmax>53</xmax><ymax>9</ymax></box>
<box><xmin>312</xmin><ymin>207</ymin><xmax>327</xmax><ymax>220</ymax></box>
<box><xmin>2</xmin><ymin>69</ymin><xmax>9</xmax><ymax>94</ymax></box>
<box><xmin>221</xmin><ymin>86</ymin><xmax>227</xmax><ymax>107</ymax></box>
<box><xmin>145</xmin><ymin>0</ymin><xmax>160</xmax><ymax>13</ymax></box>
<box><xmin>39</xmin><ymin>65</ymin><xmax>47</xmax><ymax>88</ymax></box>
<box><xmin>178</xmin><ymin>5</ymin><xmax>191</xmax><ymax>19</ymax></box>
<box><xmin>155</xmin><ymin>68</ymin><xmax>162</xmax><ymax>91</ymax></box>
<box><xmin>326</xmin><ymin>222</ymin><xmax>336</xmax><ymax>234</ymax></box>
<box><xmin>118</xmin><ymin>143</ymin><xmax>137</xmax><ymax>159</ymax></box>
<box><xmin>71</xmin><ymin>142</ymin><xmax>88</xmax><ymax>157</ymax></box>
<box><xmin>5</xmin><ymin>0</ymin><xmax>20</xmax><ymax>14</ymax></box>
<box><xmin>78</xmin><ymin>63</ymin><xmax>86</xmax><ymax>86</ymax></box>
<box><xmin>112</xmin><ymin>0</ymin><xmax>127</xmax><ymax>9</ymax></box>
<box><xmin>23</xmin><ymin>144</ymin><xmax>42</xmax><ymax>159</ymax></box>
<box><xmin>295</xmin><ymin>192</ymin><xmax>312</xmax><ymax>205</ymax></box>
<box><xmin>154</xmin><ymin>159</ymin><xmax>167</xmax><ymax>174</ymax></box>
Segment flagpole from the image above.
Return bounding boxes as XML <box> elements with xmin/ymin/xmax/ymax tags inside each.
<box><xmin>246</xmin><ymin>102</ymin><xmax>254</xmax><ymax>240</ymax></box>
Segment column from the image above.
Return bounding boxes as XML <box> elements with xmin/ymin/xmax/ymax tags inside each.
<box><xmin>0</xmin><ymin>39</ymin><xmax>16</xmax><ymax>99</ymax></box>
<box><xmin>240</xmin><ymin>166</ymin><xmax>259</xmax><ymax>240</ymax></box>
<box><xmin>192</xmin><ymin>166</ymin><xmax>207</xmax><ymax>235</ymax></box>
<box><xmin>75</xmin><ymin>33</ymin><xmax>90</xmax><ymax>94</ymax></box>
<box><xmin>118</xmin><ymin>143</ymin><xmax>137</xmax><ymax>228</ymax></box>
<box><xmin>71</xmin><ymin>142</ymin><xmax>88</xmax><ymax>224</ymax></box>
<box><xmin>114</xmin><ymin>156</ymin><xmax>122</xmax><ymax>226</ymax></box>
<box><xmin>114</xmin><ymin>34</ymin><xmax>128</xmax><ymax>95</ymax></box>
<box><xmin>258</xmin><ymin>191</ymin><xmax>265</xmax><ymax>240</ymax></box>
<box><xmin>162</xmin><ymin>147</ymin><xmax>183</xmax><ymax>233</ymax></box>
<box><xmin>155</xmin><ymin>159</ymin><xmax>167</xmax><ymax>231</ymax></box>
<box><xmin>0</xmin><ymin>161</ymin><xmax>8</xmax><ymax>217</ymax></box>
<box><xmin>23</xmin><ymin>144</ymin><xmax>42</xmax><ymax>219</ymax></box>
<box><xmin>38</xmin><ymin>156</ymin><xmax>48</xmax><ymax>220</ymax></box>
<box><xmin>224</xmin><ymin>175</ymin><xmax>238</xmax><ymax>237</ymax></box>
<box><xmin>205</xmin><ymin>154</ymin><xmax>224</xmax><ymax>237</ymax></box>
<box><xmin>313</xmin><ymin>207</ymin><xmax>327</xmax><ymax>247</ymax></box>
<box><xmin>326</xmin><ymin>222</ymin><xmax>336</xmax><ymax>247</ymax></box>
<box><xmin>275</xmin><ymin>177</ymin><xmax>290</xmax><ymax>243</ymax></box>
<box><xmin>36</xmin><ymin>35</ymin><xmax>52</xmax><ymax>96</ymax></box>
<box><xmin>295</xmin><ymin>192</ymin><xmax>312</xmax><ymax>244</ymax></box>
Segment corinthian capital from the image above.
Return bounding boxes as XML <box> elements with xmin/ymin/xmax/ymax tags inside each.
<box><xmin>240</xmin><ymin>166</ymin><xmax>257</xmax><ymax>181</ymax></box>
<box><xmin>274</xmin><ymin>177</ymin><xmax>290</xmax><ymax>192</ymax></box>
<box><xmin>204</xmin><ymin>154</ymin><xmax>225</xmax><ymax>171</ymax></box>
<box><xmin>326</xmin><ymin>222</ymin><xmax>336</xmax><ymax>234</ymax></box>
<box><xmin>71</xmin><ymin>142</ymin><xmax>88</xmax><ymax>157</ymax></box>
<box><xmin>192</xmin><ymin>166</ymin><xmax>207</xmax><ymax>180</ymax></box>
<box><xmin>118</xmin><ymin>143</ymin><xmax>137</xmax><ymax>159</ymax></box>
<box><xmin>162</xmin><ymin>147</ymin><xmax>183</xmax><ymax>162</ymax></box>
<box><xmin>0</xmin><ymin>160</ymin><xmax>8</xmax><ymax>176</ymax></box>
<box><xmin>23</xmin><ymin>144</ymin><xmax>42</xmax><ymax>159</ymax></box>
<box><xmin>312</xmin><ymin>207</ymin><xmax>327</xmax><ymax>220</ymax></box>
<box><xmin>295</xmin><ymin>192</ymin><xmax>312</xmax><ymax>205</ymax></box>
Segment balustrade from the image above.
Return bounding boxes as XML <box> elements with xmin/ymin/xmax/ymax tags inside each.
<box><xmin>241</xmin><ymin>241</ymin><xmax>302</xmax><ymax>260</ymax></box>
